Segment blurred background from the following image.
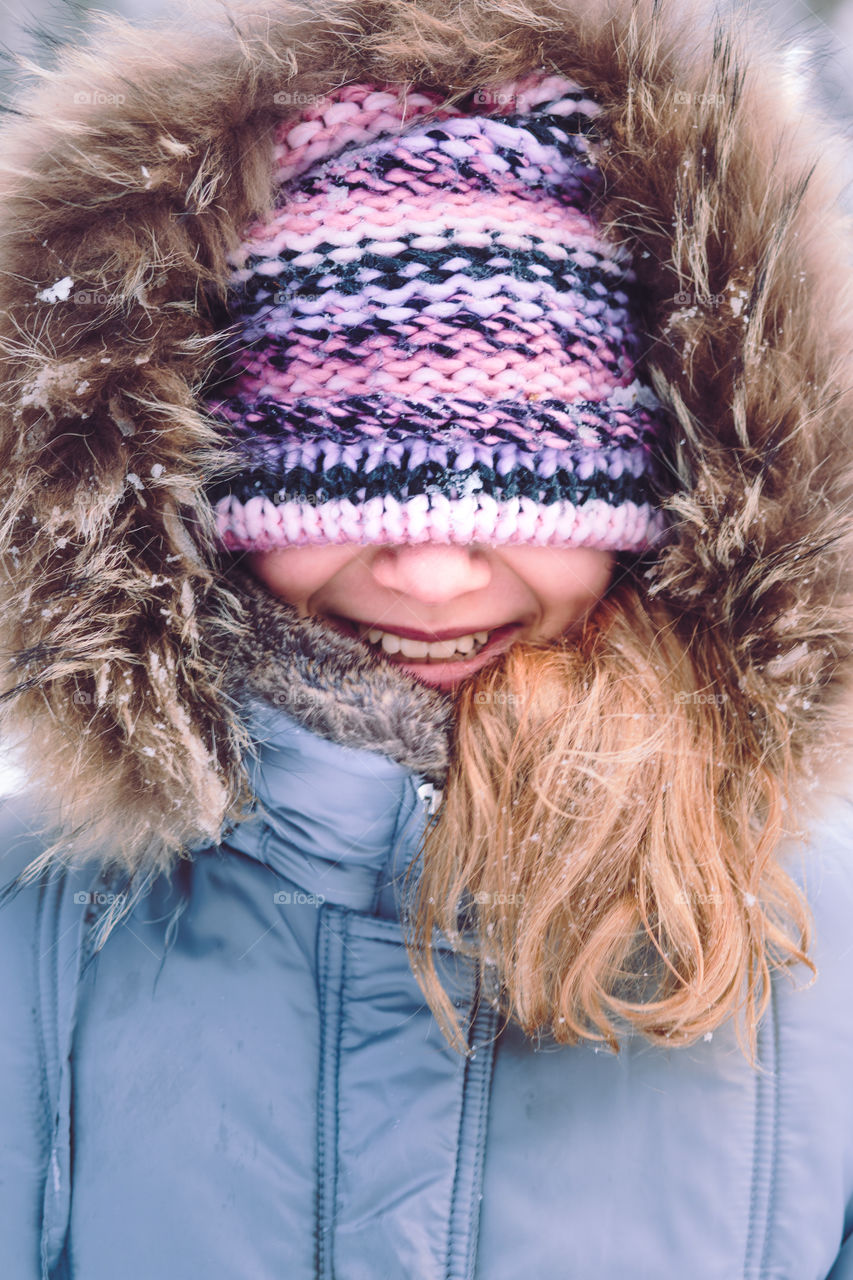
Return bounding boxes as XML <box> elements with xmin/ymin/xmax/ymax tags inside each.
<box><xmin>3</xmin><ymin>0</ymin><xmax>853</xmax><ymax>115</ymax></box>
<box><xmin>0</xmin><ymin>0</ymin><xmax>851</xmax><ymax>796</ymax></box>
<box><xmin>3</xmin><ymin>0</ymin><xmax>853</xmax><ymax>113</ymax></box>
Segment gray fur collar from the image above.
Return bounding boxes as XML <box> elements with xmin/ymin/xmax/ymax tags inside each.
<box><xmin>222</xmin><ymin>568</ymin><xmax>454</xmax><ymax>787</ymax></box>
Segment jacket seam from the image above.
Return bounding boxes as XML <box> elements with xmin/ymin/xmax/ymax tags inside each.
<box><xmin>34</xmin><ymin>868</ymin><xmax>105</xmax><ymax>1280</ymax></box>
<box><xmin>33</xmin><ymin>876</ymin><xmax>57</xmax><ymax>1280</ymax></box>
<box><xmin>758</xmin><ymin>977</ymin><xmax>780</xmax><ymax>1278</ymax></box>
<box><xmin>462</xmin><ymin>1008</ymin><xmax>499</xmax><ymax>1279</ymax></box>
<box><xmin>315</xmin><ymin>915</ymin><xmax>330</xmax><ymax>1279</ymax></box>
<box><xmin>333</xmin><ymin>919</ymin><xmax>346</xmax><ymax>1257</ymax></box>
<box><xmin>744</xmin><ymin>974</ymin><xmax>779</xmax><ymax>1277</ymax></box>
<box><xmin>445</xmin><ymin>986</ymin><xmax>500</xmax><ymax>1280</ymax></box>
<box><xmin>315</xmin><ymin>908</ymin><xmax>346</xmax><ymax>1280</ymax></box>
<box><xmin>446</xmin><ymin>999</ymin><xmax>475</xmax><ymax>1280</ymax></box>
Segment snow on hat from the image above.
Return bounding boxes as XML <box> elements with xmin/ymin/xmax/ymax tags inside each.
<box><xmin>204</xmin><ymin>71</ymin><xmax>669</xmax><ymax>550</ymax></box>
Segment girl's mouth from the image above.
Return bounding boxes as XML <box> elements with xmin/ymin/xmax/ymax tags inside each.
<box><xmin>360</xmin><ymin>623</ymin><xmax>496</xmax><ymax>662</ymax></box>
<box><xmin>326</xmin><ymin>616</ymin><xmax>522</xmax><ymax>688</ymax></box>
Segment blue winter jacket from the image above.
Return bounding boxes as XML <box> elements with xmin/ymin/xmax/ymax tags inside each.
<box><xmin>2</xmin><ymin>699</ymin><xmax>853</xmax><ymax>1280</ymax></box>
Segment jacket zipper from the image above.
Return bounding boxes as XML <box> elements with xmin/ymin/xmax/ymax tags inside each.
<box><xmin>315</xmin><ymin>903</ymin><xmax>499</xmax><ymax>1280</ymax></box>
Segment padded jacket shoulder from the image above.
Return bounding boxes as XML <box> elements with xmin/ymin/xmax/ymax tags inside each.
<box><xmin>0</xmin><ymin>801</ymin><xmax>56</xmax><ymax>1280</ymax></box>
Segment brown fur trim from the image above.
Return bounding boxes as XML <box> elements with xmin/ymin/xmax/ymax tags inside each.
<box><xmin>0</xmin><ymin>0</ymin><xmax>852</xmax><ymax>875</ymax></box>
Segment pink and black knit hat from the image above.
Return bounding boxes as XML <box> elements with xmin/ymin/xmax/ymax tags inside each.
<box><xmin>204</xmin><ymin>71</ymin><xmax>670</xmax><ymax>550</ymax></box>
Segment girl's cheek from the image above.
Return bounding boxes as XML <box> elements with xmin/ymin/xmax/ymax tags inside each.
<box><xmin>242</xmin><ymin>552</ymin><xmax>300</xmax><ymax>602</ymax></box>
<box><xmin>243</xmin><ymin>547</ymin><xmax>357</xmax><ymax>605</ymax></box>
<box><xmin>503</xmin><ymin>548</ymin><xmax>615</xmax><ymax>623</ymax></box>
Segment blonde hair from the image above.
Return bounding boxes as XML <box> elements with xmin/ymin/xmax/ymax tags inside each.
<box><xmin>402</xmin><ymin>575</ymin><xmax>815</xmax><ymax>1067</ymax></box>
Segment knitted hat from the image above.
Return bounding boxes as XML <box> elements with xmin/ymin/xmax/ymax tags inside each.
<box><xmin>204</xmin><ymin>71</ymin><xmax>670</xmax><ymax>550</ymax></box>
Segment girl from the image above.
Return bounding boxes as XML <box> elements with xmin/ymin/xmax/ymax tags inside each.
<box><xmin>1</xmin><ymin>0</ymin><xmax>853</xmax><ymax>1276</ymax></box>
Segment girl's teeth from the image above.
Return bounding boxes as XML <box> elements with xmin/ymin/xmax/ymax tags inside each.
<box><xmin>397</xmin><ymin>636</ymin><xmax>429</xmax><ymax>659</ymax></box>
<box><xmin>423</xmin><ymin>638</ymin><xmax>460</xmax><ymax>660</ymax></box>
<box><xmin>363</xmin><ymin>626</ymin><xmax>495</xmax><ymax>661</ymax></box>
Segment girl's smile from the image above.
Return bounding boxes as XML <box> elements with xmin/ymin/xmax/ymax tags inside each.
<box><xmin>244</xmin><ymin>543</ymin><xmax>615</xmax><ymax>690</ymax></box>
<box><xmin>323</xmin><ymin>615</ymin><xmax>524</xmax><ymax>690</ymax></box>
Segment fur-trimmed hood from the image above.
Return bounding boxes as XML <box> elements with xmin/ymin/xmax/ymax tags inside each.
<box><xmin>1</xmin><ymin>0</ymin><xmax>853</xmax><ymax>877</ymax></box>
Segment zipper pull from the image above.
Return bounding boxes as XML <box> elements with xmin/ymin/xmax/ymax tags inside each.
<box><xmin>416</xmin><ymin>781</ymin><xmax>444</xmax><ymax>816</ymax></box>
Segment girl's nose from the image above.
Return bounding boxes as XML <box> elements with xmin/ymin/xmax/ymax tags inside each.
<box><xmin>369</xmin><ymin>544</ymin><xmax>492</xmax><ymax>603</ymax></box>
